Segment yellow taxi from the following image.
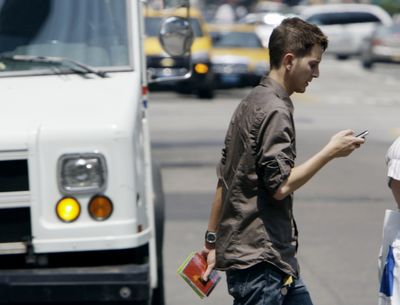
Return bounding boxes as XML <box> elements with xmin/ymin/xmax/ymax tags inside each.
<box><xmin>206</xmin><ymin>23</ymin><xmax>269</xmax><ymax>88</ymax></box>
<box><xmin>145</xmin><ymin>8</ymin><xmax>215</xmax><ymax>99</ymax></box>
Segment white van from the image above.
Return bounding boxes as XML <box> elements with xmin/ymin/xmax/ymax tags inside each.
<box><xmin>300</xmin><ymin>3</ymin><xmax>393</xmax><ymax>59</ymax></box>
<box><xmin>0</xmin><ymin>1</ymin><xmax>193</xmax><ymax>304</ymax></box>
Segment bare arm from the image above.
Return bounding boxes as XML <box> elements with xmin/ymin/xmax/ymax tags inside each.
<box><xmin>390</xmin><ymin>179</ymin><xmax>400</xmax><ymax>210</ymax></box>
<box><xmin>201</xmin><ymin>180</ymin><xmax>223</xmax><ymax>281</ymax></box>
<box><xmin>206</xmin><ymin>179</ymin><xmax>223</xmax><ymax>233</ymax></box>
<box><xmin>274</xmin><ymin>129</ymin><xmax>365</xmax><ymax>200</ymax></box>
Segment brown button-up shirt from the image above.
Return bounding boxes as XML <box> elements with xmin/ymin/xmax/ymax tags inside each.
<box><xmin>215</xmin><ymin>76</ymin><xmax>299</xmax><ymax>277</ymax></box>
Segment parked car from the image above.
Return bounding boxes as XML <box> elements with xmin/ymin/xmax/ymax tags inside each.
<box><xmin>253</xmin><ymin>1</ymin><xmax>288</xmax><ymax>14</ymax></box>
<box><xmin>206</xmin><ymin>23</ymin><xmax>269</xmax><ymax>88</ymax></box>
<box><xmin>239</xmin><ymin>12</ymin><xmax>287</xmax><ymax>26</ymax></box>
<box><xmin>239</xmin><ymin>12</ymin><xmax>297</xmax><ymax>48</ymax></box>
<box><xmin>300</xmin><ymin>4</ymin><xmax>393</xmax><ymax>60</ymax></box>
<box><xmin>360</xmin><ymin>23</ymin><xmax>400</xmax><ymax>68</ymax></box>
<box><xmin>145</xmin><ymin>8</ymin><xmax>215</xmax><ymax>99</ymax></box>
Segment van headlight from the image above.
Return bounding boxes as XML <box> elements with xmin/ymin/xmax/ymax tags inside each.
<box><xmin>58</xmin><ymin>153</ymin><xmax>107</xmax><ymax>194</ymax></box>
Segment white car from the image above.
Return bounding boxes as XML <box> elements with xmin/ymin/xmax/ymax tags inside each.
<box><xmin>300</xmin><ymin>4</ymin><xmax>393</xmax><ymax>59</ymax></box>
<box><xmin>239</xmin><ymin>12</ymin><xmax>297</xmax><ymax>48</ymax></box>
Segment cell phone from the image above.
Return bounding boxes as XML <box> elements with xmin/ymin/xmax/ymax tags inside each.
<box><xmin>356</xmin><ymin>130</ymin><xmax>369</xmax><ymax>138</ymax></box>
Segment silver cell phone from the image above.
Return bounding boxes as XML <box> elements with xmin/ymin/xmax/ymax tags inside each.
<box><xmin>356</xmin><ymin>130</ymin><xmax>369</xmax><ymax>138</ymax></box>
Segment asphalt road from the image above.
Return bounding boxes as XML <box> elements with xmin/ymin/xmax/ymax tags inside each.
<box><xmin>149</xmin><ymin>57</ymin><xmax>400</xmax><ymax>305</ymax></box>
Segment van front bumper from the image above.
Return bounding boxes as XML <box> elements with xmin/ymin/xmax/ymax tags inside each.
<box><xmin>0</xmin><ymin>263</ymin><xmax>150</xmax><ymax>304</ymax></box>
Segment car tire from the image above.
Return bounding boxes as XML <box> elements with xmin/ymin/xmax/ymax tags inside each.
<box><xmin>176</xmin><ymin>86</ymin><xmax>192</xmax><ymax>95</ymax></box>
<box><xmin>197</xmin><ymin>88</ymin><xmax>215</xmax><ymax>99</ymax></box>
<box><xmin>336</xmin><ymin>54</ymin><xmax>349</xmax><ymax>60</ymax></box>
<box><xmin>362</xmin><ymin>58</ymin><xmax>373</xmax><ymax>69</ymax></box>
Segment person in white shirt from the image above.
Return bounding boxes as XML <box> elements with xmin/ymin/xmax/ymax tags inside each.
<box><xmin>379</xmin><ymin>136</ymin><xmax>400</xmax><ymax>305</ymax></box>
<box><xmin>386</xmin><ymin>136</ymin><xmax>400</xmax><ymax>208</ymax></box>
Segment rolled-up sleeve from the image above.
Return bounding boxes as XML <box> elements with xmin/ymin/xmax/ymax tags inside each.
<box><xmin>217</xmin><ymin>123</ymin><xmax>233</xmax><ymax>180</ymax></box>
<box><xmin>256</xmin><ymin>108</ymin><xmax>295</xmax><ymax>194</ymax></box>
<box><xmin>217</xmin><ymin>151</ymin><xmax>225</xmax><ymax>180</ymax></box>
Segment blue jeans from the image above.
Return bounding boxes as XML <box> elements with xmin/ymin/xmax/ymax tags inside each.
<box><xmin>226</xmin><ymin>263</ymin><xmax>314</xmax><ymax>305</ymax></box>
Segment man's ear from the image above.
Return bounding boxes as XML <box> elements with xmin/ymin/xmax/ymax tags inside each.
<box><xmin>282</xmin><ymin>53</ymin><xmax>295</xmax><ymax>71</ymax></box>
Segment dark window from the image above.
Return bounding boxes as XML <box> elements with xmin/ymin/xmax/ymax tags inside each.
<box><xmin>0</xmin><ymin>208</ymin><xmax>31</xmax><ymax>243</ymax></box>
<box><xmin>0</xmin><ymin>160</ymin><xmax>29</xmax><ymax>192</ymax></box>
<box><xmin>212</xmin><ymin>32</ymin><xmax>263</xmax><ymax>48</ymax></box>
<box><xmin>307</xmin><ymin>11</ymin><xmax>381</xmax><ymax>26</ymax></box>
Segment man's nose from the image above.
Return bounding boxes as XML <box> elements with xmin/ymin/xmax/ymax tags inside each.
<box><xmin>313</xmin><ymin>67</ymin><xmax>320</xmax><ymax>78</ymax></box>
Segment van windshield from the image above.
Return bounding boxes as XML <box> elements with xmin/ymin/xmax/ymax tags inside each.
<box><xmin>0</xmin><ymin>0</ymin><xmax>129</xmax><ymax>74</ymax></box>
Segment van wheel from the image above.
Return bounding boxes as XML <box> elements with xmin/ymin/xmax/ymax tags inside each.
<box><xmin>152</xmin><ymin>262</ymin><xmax>165</xmax><ymax>305</ymax></box>
<box><xmin>362</xmin><ymin>59</ymin><xmax>373</xmax><ymax>69</ymax></box>
<box><xmin>152</xmin><ymin>162</ymin><xmax>165</xmax><ymax>305</ymax></box>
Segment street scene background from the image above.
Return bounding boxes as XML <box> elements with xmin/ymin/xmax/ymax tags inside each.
<box><xmin>149</xmin><ymin>56</ymin><xmax>400</xmax><ymax>305</ymax></box>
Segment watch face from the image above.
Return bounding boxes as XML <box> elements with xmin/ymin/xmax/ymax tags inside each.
<box><xmin>206</xmin><ymin>232</ymin><xmax>217</xmax><ymax>243</ymax></box>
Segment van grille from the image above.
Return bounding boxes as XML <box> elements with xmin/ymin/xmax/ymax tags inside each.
<box><xmin>0</xmin><ymin>160</ymin><xmax>29</xmax><ymax>192</ymax></box>
<box><xmin>0</xmin><ymin>207</ymin><xmax>31</xmax><ymax>243</ymax></box>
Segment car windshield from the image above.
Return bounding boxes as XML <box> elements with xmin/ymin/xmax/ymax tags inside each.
<box><xmin>306</xmin><ymin>11</ymin><xmax>382</xmax><ymax>26</ymax></box>
<box><xmin>145</xmin><ymin>17</ymin><xmax>203</xmax><ymax>37</ymax></box>
<box><xmin>0</xmin><ymin>0</ymin><xmax>129</xmax><ymax>74</ymax></box>
<box><xmin>212</xmin><ymin>32</ymin><xmax>263</xmax><ymax>48</ymax></box>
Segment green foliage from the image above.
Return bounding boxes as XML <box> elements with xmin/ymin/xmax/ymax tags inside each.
<box><xmin>379</xmin><ymin>0</ymin><xmax>400</xmax><ymax>15</ymax></box>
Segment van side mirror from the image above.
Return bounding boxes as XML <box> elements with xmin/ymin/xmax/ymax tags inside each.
<box><xmin>159</xmin><ymin>16</ymin><xmax>194</xmax><ymax>57</ymax></box>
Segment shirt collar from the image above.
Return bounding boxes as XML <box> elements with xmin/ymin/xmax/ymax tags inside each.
<box><xmin>259</xmin><ymin>76</ymin><xmax>294</xmax><ymax>112</ymax></box>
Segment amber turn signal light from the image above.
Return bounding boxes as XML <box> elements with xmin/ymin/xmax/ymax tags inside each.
<box><xmin>194</xmin><ymin>63</ymin><xmax>209</xmax><ymax>74</ymax></box>
<box><xmin>88</xmin><ymin>195</ymin><xmax>113</xmax><ymax>221</ymax></box>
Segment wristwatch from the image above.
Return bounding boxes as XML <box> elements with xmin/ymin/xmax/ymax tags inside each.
<box><xmin>205</xmin><ymin>231</ymin><xmax>217</xmax><ymax>249</ymax></box>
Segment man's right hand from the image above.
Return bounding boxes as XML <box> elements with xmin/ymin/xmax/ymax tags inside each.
<box><xmin>201</xmin><ymin>248</ymin><xmax>216</xmax><ymax>281</ymax></box>
<box><xmin>323</xmin><ymin>129</ymin><xmax>365</xmax><ymax>159</ymax></box>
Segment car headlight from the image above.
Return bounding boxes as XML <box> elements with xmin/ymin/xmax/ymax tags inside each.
<box><xmin>58</xmin><ymin>153</ymin><xmax>107</xmax><ymax>194</ymax></box>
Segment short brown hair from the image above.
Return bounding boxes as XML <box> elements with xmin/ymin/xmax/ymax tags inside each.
<box><xmin>268</xmin><ymin>17</ymin><xmax>328</xmax><ymax>69</ymax></box>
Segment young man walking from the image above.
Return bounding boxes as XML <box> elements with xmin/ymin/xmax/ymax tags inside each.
<box><xmin>202</xmin><ymin>17</ymin><xmax>365</xmax><ymax>305</ymax></box>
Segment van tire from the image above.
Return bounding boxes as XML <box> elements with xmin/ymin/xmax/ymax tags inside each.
<box><xmin>151</xmin><ymin>162</ymin><xmax>165</xmax><ymax>305</ymax></box>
